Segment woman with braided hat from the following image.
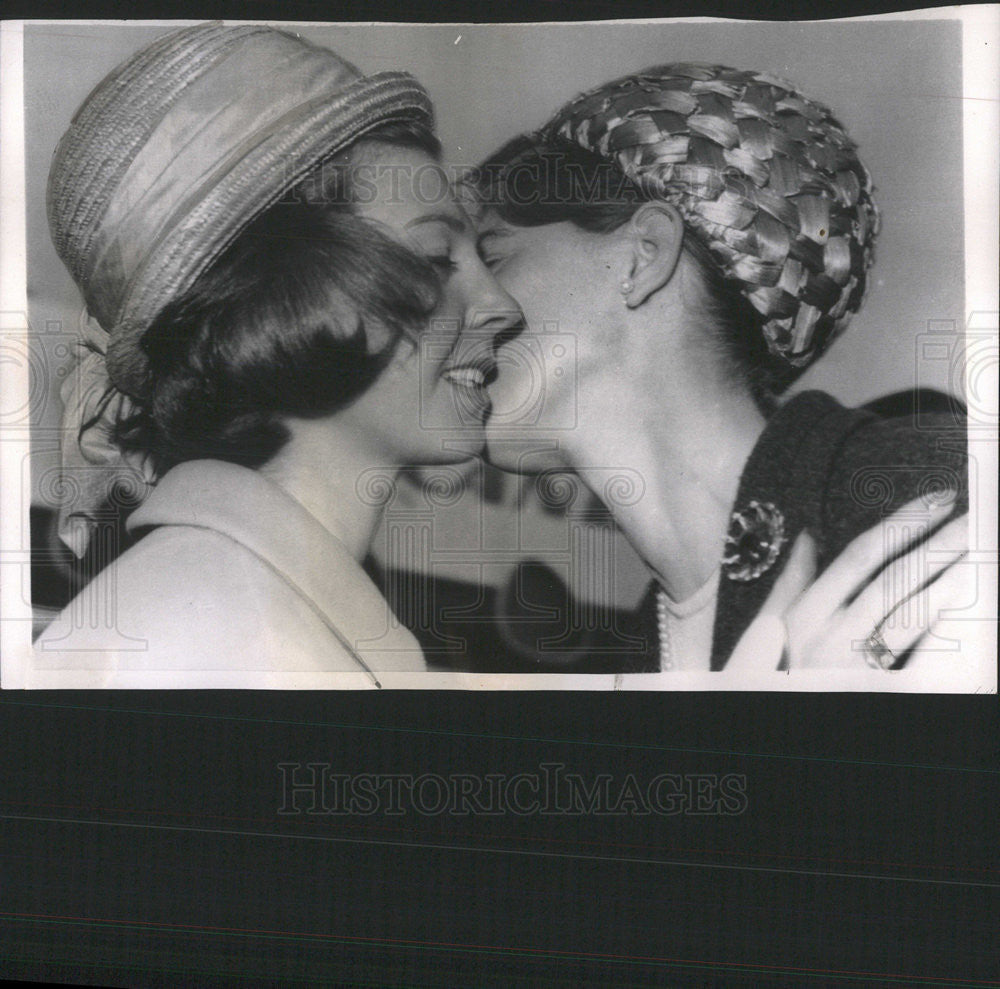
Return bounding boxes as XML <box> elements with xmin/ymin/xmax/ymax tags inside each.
<box><xmin>33</xmin><ymin>23</ymin><xmax>522</xmax><ymax>686</ymax></box>
<box><xmin>475</xmin><ymin>64</ymin><xmax>968</xmax><ymax>672</ymax></box>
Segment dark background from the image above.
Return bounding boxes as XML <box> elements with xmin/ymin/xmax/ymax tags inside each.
<box><xmin>3</xmin><ymin>1</ymin><xmax>997</xmax><ymax>986</ymax></box>
<box><xmin>0</xmin><ymin>0</ymin><xmax>975</xmax><ymax>21</ymax></box>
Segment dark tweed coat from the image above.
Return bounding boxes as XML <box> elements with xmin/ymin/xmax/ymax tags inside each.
<box><xmin>627</xmin><ymin>389</ymin><xmax>968</xmax><ymax>671</ymax></box>
<box><xmin>708</xmin><ymin>389</ymin><xmax>969</xmax><ymax>668</ymax></box>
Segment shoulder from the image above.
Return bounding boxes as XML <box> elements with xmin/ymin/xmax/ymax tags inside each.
<box><xmin>710</xmin><ymin>389</ymin><xmax>968</xmax><ymax>667</ymax></box>
<box><xmin>34</xmin><ymin>524</ymin><xmax>358</xmax><ymax>677</ymax></box>
<box><xmin>826</xmin><ymin>389</ymin><xmax>966</xmax><ymax>499</ymax></box>
<box><xmin>812</xmin><ymin>389</ymin><xmax>967</xmax><ymax>558</ymax></box>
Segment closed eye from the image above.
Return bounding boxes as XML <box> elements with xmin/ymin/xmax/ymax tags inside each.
<box><xmin>476</xmin><ymin>226</ymin><xmax>512</xmax><ymax>271</ymax></box>
<box><xmin>427</xmin><ymin>255</ymin><xmax>458</xmax><ymax>275</ymax></box>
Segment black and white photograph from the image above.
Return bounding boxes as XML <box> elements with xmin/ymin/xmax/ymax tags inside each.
<box><xmin>1</xmin><ymin>12</ymin><xmax>996</xmax><ymax>688</ymax></box>
<box><xmin>0</xmin><ymin>7</ymin><xmax>998</xmax><ymax>988</ymax></box>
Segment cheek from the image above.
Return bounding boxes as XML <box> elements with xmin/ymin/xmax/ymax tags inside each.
<box><xmin>506</xmin><ymin>247</ymin><xmax>607</xmax><ymax>327</ymax></box>
<box><xmin>496</xmin><ymin>262</ymin><xmax>556</xmax><ymax>327</ymax></box>
<box><xmin>431</xmin><ymin>278</ymin><xmax>464</xmax><ymax>317</ymax></box>
<box><xmin>415</xmin><ymin>320</ymin><xmax>459</xmax><ymax>380</ymax></box>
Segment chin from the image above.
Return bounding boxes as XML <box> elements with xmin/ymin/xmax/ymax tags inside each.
<box><xmin>411</xmin><ymin>426</ymin><xmax>486</xmax><ymax>466</ymax></box>
<box><xmin>482</xmin><ymin>436</ymin><xmax>518</xmax><ymax>474</ymax></box>
<box><xmin>483</xmin><ymin>424</ymin><xmax>563</xmax><ymax>475</ymax></box>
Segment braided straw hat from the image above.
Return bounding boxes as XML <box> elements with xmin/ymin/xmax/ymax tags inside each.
<box><xmin>542</xmin><ymin>63</ymin><xmax>880</xmax><ymax>366</ymax></box>
<box><xmin>47</xmin><ymin>22</ymin><xmax>434</xmax><ymax>398</ymax></box>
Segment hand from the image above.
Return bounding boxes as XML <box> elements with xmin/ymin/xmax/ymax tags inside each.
<box><xmin>726</xmin><ymin>494</ymin><xmax>968</xmax><ymax>671</ymax></box>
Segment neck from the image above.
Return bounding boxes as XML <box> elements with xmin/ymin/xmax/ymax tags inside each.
<box><xmin>259</xmin><ymin>422</ymin><xmax>395</xmax><ymax>562</ymax></box>
<box><xmin>566</xmin><ymin>374</ymin><xmax>767</xmax><ymax>601</ymax></box>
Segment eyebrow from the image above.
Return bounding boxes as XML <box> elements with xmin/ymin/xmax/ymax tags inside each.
<box><xmin>476</xmin><ymin>224</ymin><xmax>512</xmax><ymax>247</ymax></box>
<box><xmin>474</xmin><ymin>210</ymin><xmax>513</xmax><ymax>235</ymax></box>
<box><xmin>404</xmin><ymin>212</ymin><xmax>467</xmax><ymax>232</ymax></box>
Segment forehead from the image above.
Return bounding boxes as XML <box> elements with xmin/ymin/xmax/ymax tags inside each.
<box><xmin>352</xmin><ymin>143</ymin><xmax>466</xmax><ymax>226</ymax></box>
<box><xmin>476</xmin><ymin>211</ymin><xmax>582</xmax><ymax>252</ymax></box>
<box><xmin>475</xmin><ymin>210</ymin><xmax>539</xmax><ymax>246</ymax></box>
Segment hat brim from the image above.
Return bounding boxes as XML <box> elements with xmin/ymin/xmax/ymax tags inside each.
<box><xmin>107</xmin><ymin>69</ymin><xmax>433</xmax><ymax>396</ymax></box>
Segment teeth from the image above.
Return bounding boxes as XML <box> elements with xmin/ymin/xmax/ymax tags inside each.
<box><xmin>443</xmin><ymin>365</ymin><xmax>487</xmax><ymax>388</ymax></box>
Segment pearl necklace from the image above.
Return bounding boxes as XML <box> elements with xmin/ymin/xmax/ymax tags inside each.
<box><xmin>656</xmin><ymin>587</ymin><xmax>673</xmax><ymax>671</ymax></box>
<box><xmin>656</xmin><ymin>500</ymin><xmax>786</xmax><ymax>669</ymax></box>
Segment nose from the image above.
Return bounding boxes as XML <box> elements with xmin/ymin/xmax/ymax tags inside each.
<box><xmin>490</xmin><ymin>317</ymin><xmax>527</xmax><ymax>354</ymax></box>
<box><xmin>464</xmin><ymin>268</ymin><xmax>526</xmax><ymax>352</ymax></box>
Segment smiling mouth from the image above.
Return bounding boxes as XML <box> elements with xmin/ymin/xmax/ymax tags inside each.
<box><xmin>441</xmin><ymin>360</ymin><xmax>498</xmax><ymax>389</ymax></box>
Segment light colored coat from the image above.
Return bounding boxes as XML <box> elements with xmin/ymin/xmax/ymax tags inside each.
<box><xmin>31</xmin><ymin>460</ymin><xmax>425</xmax><ymax>687</ymax></box>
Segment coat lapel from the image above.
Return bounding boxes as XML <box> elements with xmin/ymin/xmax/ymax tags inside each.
<box><xmin>127</xmin><ymin>460</ymin><xmax>424</xmax><ymax>672</ymax></box>
<box><xmin>710</xmin><ymin>392</ymin><xmax>865</xmax><ymax>669</ymax></box>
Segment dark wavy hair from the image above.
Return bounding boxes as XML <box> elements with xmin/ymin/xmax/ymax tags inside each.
<box><xmin>115</xmin><ymin>121</ymin><xmax>442</xmax><ymax>475</ymax></box>
<box><xmin>474</xmin><ymin>134</ymin><xmax>797</xmax><ymax>407</ymax></box>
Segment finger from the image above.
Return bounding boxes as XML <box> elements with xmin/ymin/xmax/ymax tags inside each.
<box><xmin>725</xmin><ymin>614</ymin><xmax>787</xmax><ymax>672</ymax></box>
<box><xmin>843</xmin><ymin>558</ymin><xmax>972</xmax><ymax>668</ymax></box>
<box><xmin>758</xmin><ymin>531</ymin><xmax>818</xmax><ymax>618</ymax></box>
<box><xmin>841</xmin><ymin>513</ymin><xmax>968</xmax><ymax>638</ymax></box>
<box><xmin>896</xmin><ymin>617</ymin><xmax>967</xmax><ymax>675</ymax></box>
<box><xmin>804</xmin><ymin>490</ymin><xmax>958</xmax><ymax>614</ymax></box>
<box><xmin>726</xmin><ymin>536</ymin><xmax>816</xmax><ymax>672</ymax></box>
<box><xmin>883</xmin><ymin>561</ymin><xmax>973</xmax><ymax>660</ymax></box>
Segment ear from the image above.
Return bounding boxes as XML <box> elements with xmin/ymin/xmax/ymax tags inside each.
<box><xmin>622</xmin><ymin>203</ymin><xmax>684</xmax><ymax>308</ymax></box>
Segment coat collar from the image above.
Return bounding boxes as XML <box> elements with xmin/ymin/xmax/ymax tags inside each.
<box><xmin>710</xmin><ymin>390</ymin><xmax>871</xmax><ymax>669</ymax></box>
<box><xmin>127</xmin><ymin>459</ymin><xmax>424</xmax><ymax>675</ymax></box>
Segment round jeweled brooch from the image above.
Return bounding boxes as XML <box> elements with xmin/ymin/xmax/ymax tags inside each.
<box><xmin>722</xmin><ymin>501</ymin><xmax>786</xmax><ymax>582</ymax></box>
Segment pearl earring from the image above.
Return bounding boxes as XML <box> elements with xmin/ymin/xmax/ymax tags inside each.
<box><xmin>619</xmin><ymin>278</ymin><xmax>633</xmax><ymax>295</ymax></box>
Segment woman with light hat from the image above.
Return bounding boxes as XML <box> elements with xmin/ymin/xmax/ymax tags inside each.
<box><xmin>474</xmin><ymin>64</ymin><xmax>969</xmax><ymax>672</ymax></box>
<box><xmin>34</xmin><ymin>23</ymin><xmax>522</xmax><ymax>685</ymax></box>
